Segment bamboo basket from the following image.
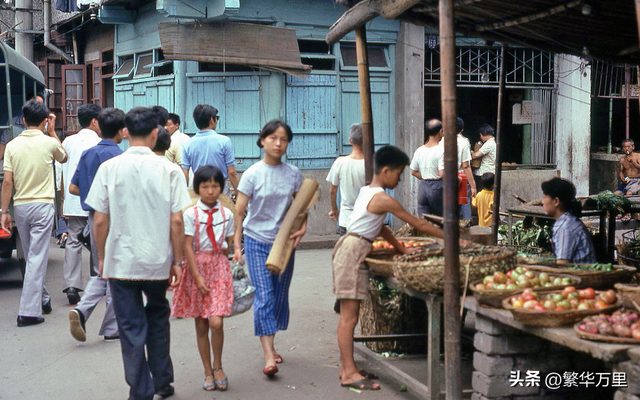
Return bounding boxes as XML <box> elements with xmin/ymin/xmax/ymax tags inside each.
<box><xmin>359</xmin><ymin>278</ymin><xmax>428</xmax><ymax>353</ymax></box>
<box><xmin>526</xmin><ymin>264</ymin><xmax>636</xmax><ymax>290</ymax></box>
<box><xmin>470</xmin><ymin>274</ymin><xmax>581</xmax><ymax>308</ymax></box>
<box><xmin>613</xmin><ymin>283</ymin><xmax>640</xmax><ymax>311</ymax></box>
<box><xmin>365</xmin><ymin>237</ymin><xmax>441</xmax><ymax>277</ymax></box>
<box><xmin>502</xmin><ymin>293</ymin><xmax>621</xmax><ymax>327</ymax></box>
<box><xmin>573</xmin><ymin>322</ymin><xmax>640</xmax><ymax>344</ymax></box>
<box><xmin>391</xmin><ymin>246</ymin><xmax>516</xmax><ymax>294</ymax></box>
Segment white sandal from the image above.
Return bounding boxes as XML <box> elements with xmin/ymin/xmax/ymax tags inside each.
<box><xmin>203</xmin><ymin>373</ymin><xmax>216</xmax><ymax>391</ymax></box>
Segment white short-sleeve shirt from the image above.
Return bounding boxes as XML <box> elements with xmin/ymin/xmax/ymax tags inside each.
<box><xmin>326</xmin><ymin>156</ymin><xmax>366</xmax><ymax>228</ymax></box>
<box><xmin>410</xmin><ymin>144</ymin><xmax>444</xmax><ymax>180</ymax></box>
<box><xmin>183</xmin><ymin>200</ymin><xmax>234</xmax><ymax>251</ymax></box>
<box><xmin>457</xmin><ymin>134</ymin><xmax>472</xmax><ymax>172</ymax></box>
<box><xmin>237</xmin><ymin>161</ymin><xmax>303</xmax><ymax>243</ymax></box>
<box><xmin>62</xmin><ymin>128</ymin><xmax>101</xmax><ymax>217</ymax></box>
<box><xmin>476</xmin><ymin>137</ymin><xmax>496</xmax><ymax>176</ymax></box>
<box><xmin>85</xmin><ymin>146</ymin><xmax>191</xmax><ymax>280</ymax></box>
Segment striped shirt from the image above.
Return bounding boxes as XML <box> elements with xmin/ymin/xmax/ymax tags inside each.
<box><xmin>551</xmin><ymin>212</ymin><xmax>596</xmax><ymax>264</ymax></box>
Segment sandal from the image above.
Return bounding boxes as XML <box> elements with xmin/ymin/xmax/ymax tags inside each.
<box><xmin>213</xmin><ymin>367</ymin><xmax>228</xmax><ymax>391</ymax></box>
<box><xmin>274</xmin><ymin>354</ymin><xmax>283</xmax><ymax>364</ymax></box>
<box><xmin>203</xmin><ymin>373</ymin><xmax>216</xmax><ymax>391</ymax></box>
<box><xmin>339</xmin><ymin>369</ymin><xmax>379</xmax><ymax>381</ymax></box>
<box><xmin>341</xmin><ymin>378</ymin><xmax>380</xmax><ymax>390</ymax></box>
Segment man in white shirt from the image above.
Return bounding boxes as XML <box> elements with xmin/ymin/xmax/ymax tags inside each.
<box><xmin>472</xmin><ymin>123</ymin><xmax>497</xmax><ymax>193</ymax></box>
<box><xmin>326</xmin><ymin>123</ymin><xmax>366</xmax><ymax>235</ymax></box>
<box><xmin>456</xmin><ymin>117</ymin><xmax>477</xmax><ymax>220</ymax></box>
<box><xmin>86</xmin><ymin>106</ymin><xmax>190</xmax><ymax>400</ymax></box>
<box><xmin>164</xmin><ymin>113</ymin><xmax>190</xmax><ymax>166</ymax></box>
<box><xmin>410</xmin><ymin>119</ymin><xmax>445</xmax><ymax>217</ymax></box>
<box><xmin>61</xmin><ymin>104</ymin><xmax>102</xmax><ymax>304</ymax></box>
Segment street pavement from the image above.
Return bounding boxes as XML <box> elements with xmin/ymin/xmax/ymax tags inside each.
<box><xmin>0</xmin><ymin>240</ymin><xmax>422</xmax><ymax>400</ymax></box>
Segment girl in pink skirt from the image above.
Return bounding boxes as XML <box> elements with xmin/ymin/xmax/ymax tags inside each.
<box><xmin>172</xmin><ymin>166</ymin><xmax>234</xmax><ymax>391</ymax></box>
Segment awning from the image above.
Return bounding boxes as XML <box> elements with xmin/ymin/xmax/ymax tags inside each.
<box><xmin>326</xmin><ymin>0</ymin><xmax>640</xmax><ymax>64</ymax></box>
<box><xmin>158</xmin><ymin>22</ymin><xmax>311</xmax><ymax>75</ymax></box>
<box><xmin>0</xmin><ymin>42</ymin><xmax>46</xmax><ymax>85</ymax></box>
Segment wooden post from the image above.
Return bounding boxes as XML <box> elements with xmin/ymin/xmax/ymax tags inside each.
<box><xmin>439</xmin><ymin>0</ymin><xmax>462</xmax><ymax>399</ymax></box>
<box><xmin>356</xmin><ymin>27</ymin><xmax>375</xmax><ymax>184</ymax></box>
<box><xmin>635</xmin><ymin>0</ymin><xmax>640</xmax><ymax>53</ymax></box>
<box><xmin>492</xmin><ymin>46</ymin><xmax>506</xmax><ymax>244</ymax></box>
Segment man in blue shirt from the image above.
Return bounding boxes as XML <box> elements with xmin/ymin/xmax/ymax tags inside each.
<box><xmin>67</xmin><ymin>107</ymin><xmax>125</xmax><ymax>342</ymax></box>
<box><xmin>181</xmin><ymin>104</ymin><xmax>239</xmax><ymax>194</ymax></box>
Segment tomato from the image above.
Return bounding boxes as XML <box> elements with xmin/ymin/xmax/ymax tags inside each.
<box><xmin>599</xmin><ymin>290</ymin><xmax>617</xmax><ymax>305</ymax></box>
<box><xmin>511</xmin><ymin>299</ymin><xmax>524</xmax><ymax>308</ymax></box>
<box><xmin>522</xmin><ymin>294</ymin><xmax>537</xmax><ymax>302</ymax></box>
<box><xmin>582</xmin><ymin>288</ymin><xmax>596</xmax><ymax>300</ymax></box>
<box><xmin>533</xmin><ymin>304</ymin><xmax>547</xmax><ymax>312</ymax></box>
<box><xmin>562</xmin><ymin>286</ymin><xmax>576</xmax><ymax>298</ymax></box>
<box><xmin>594</xmin><ymin>300</ymin><xmax>609</xmax><ymax>309</ymax></box>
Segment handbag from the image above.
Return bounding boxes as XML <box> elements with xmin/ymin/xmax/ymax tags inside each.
<box><xmin>231</xmin><ymin>260</ymin><xmax>255</xmax><ymax>316</ymax></box>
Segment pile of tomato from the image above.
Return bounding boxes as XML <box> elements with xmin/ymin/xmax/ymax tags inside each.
<box><xmin>474</xmin><ymin>266</ymin><xmax>574</xmax><ymax>291</ymax></box>
<box><xmin>507</xmin><ymin>286</ymin><xmax>617</xmax><ymax>312</ymax></box>
<box><xmin>372</xmin><ymin>239</ymin><xmax>423</xmax><ymax>250</ymax></box>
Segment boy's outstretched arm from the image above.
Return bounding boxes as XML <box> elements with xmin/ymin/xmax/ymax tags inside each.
<box><xmin>368</xmin><ymin>192</ymin><xmax>443</xmax><ymax>238</ymax></box>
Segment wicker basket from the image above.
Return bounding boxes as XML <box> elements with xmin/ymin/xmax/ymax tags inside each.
<box><xmin>392</xmin><ymin>246</ymin><xmax>516</xmax><ymax>294</ymax></box>
<box><xmin>470</xmin><ymin>274</ymin><xmax>581</xmax><ymax>308</ymax></box>
<box><xmin>573</xmin><ymin>322</ymin><xmax>640</xmax><ymax>344</ymax></box>
<box><xmin>359</xmin><ymin>277</ymin><xmax>428</xmax><ymax>353</ymax></box>
<box><xmin>502</xmin><ymin>293</ymin><xmax>621</xmax><ymax>327</ymax></box>
<box><xmin>617</xmin><ymin>253</ymin><xmax>640</xmax><ymax>270</ymax></box>
<box><xmin>365</xmin><ymin>253</ymin><xmax>397</xmax><ymax>277</ymax></box>
<box><xmin>613</xmin><ymin>283</ymin><xmax>640</xmax><ymax>311</ymax></box>
<box><xmin>365</xmin><ymin>237</ymin><xmax>441</xmax><ymax>277</ymax></box>
<box><xmin>526</xmin><ymin>264</ymin><xmax>636</xmax><ymax>290</ymax></box>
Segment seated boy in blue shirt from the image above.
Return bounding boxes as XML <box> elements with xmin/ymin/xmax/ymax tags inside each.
<box><xmin>332</xmin><ymin>145</ymin><xmax>470</xmax><ymax>391</ymax></box>
<box><xmin>67</xmin><ymin>108</ymin><xmax>125</xmax><ymax>342</ymax></box>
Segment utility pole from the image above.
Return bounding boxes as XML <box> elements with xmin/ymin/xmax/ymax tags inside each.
<box><xmin>15</xmin><ymin>0</ymin><xmax>34</xmax><ymax>62</ymax></box>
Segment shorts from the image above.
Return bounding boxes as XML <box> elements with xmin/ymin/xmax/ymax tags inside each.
<box><xmin>331</xmin><ymin>234</ymin><xmax>373</xmax><ymax>300</ymax></box>
<box><xmin>625</xmin><ymin>178</ymin><xmax>640</xmax><ymax>195</ymax></box>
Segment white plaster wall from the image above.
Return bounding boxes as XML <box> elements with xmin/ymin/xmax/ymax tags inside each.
<box><xmin>555</xmin><ymin>54</ymin><xmax>592</xmax><ymax>196</ymax></box>
<box><xmin>394</xmin><ymin>22</ymin><xmax>424</xmax><ymax>226</ymax></box>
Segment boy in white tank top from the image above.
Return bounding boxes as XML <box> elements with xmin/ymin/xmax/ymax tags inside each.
<box><xmin>332</xmin><ymin>146</ymin><xmax>471</xmax><ymax>391</ymax></box>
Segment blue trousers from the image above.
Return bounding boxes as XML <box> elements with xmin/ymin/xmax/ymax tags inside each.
<box><xmin>245</xmin><ymin>236</ymin><xmax>295</xmax><ymax>337</ymax></box>
<box><xmin>418</xmin><ymin>179</ymin><xmax>444</xmax><ymax>217</ymax></box>
<box><xmin>109</xmin><ymin>279</ymin><xmax>173</xmax><ymax>400</ymax></box>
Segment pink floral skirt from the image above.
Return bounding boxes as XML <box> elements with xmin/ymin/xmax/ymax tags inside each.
<box><xmin>172</xmin><ymin>251</ymin><xmax>233</xmax><ymax>318</ymax></box>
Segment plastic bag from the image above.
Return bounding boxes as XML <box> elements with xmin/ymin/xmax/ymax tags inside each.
<box><xmin>231</xmin><ymin>261</ymin><xmax>255</xmax><ymax>316</ymax></box>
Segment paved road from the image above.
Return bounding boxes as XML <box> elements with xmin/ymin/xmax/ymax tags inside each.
<box><xmin>0</xmin><ymin>241</ymin><xmax>421</xmax><ymax>400</ymax></box>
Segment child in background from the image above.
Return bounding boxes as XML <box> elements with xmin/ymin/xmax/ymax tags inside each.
<box><xmin>333</xmin><ymin>145</ymin><xmax>471</xmax><ymax>391</ymax></box>
<box><xmin>472</xmin><ymin>172</ymin><xmax>495</xmax><ymax>227</ymax></box>
<box><xmin>152</xmin><ymin>126</ymin><xmax>172</xmax><ymax>158</ymax></box>
<box><xmin>172</xmin><ymin>166</ymin><xmax>235</xmax><ymax>392</ymax></box>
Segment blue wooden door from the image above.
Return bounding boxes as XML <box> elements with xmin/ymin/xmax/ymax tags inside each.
<box><xmin>285</xmin><ymin>74</ymin><xmax>338</xmax><ymax>169</ymax></box>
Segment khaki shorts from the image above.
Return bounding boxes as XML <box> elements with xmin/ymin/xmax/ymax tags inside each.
<box><xmin>332</xmin><ymin>234</ymin><xmax>373</xmax><ymax>300</ymax></box>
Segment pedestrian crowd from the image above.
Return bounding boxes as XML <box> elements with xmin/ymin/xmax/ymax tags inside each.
<box><xmin>3</xmin><ymin>97</ymin><xmax>505</xmax><ymax>398</ymax></box>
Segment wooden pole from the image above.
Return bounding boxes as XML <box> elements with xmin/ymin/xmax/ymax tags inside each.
<box><xmin>492</xmin><ymin>46</ymin><xmax>506</xmax><ymax>244</ymax></box>
<box><xmin>439</xmin><ymin>0</ymin><xmax>462</xmax><ymax>399</ymax></box>
<box><xmin>625</xmin><ymin>64</ymin><xmax>631</xmax><ymax>140</ymax></box>
<box><xmin>356</xmin><ymin>27</ymin><xmax>375</xmax><ymax>184</ymax></box>
<box><xmin>635</xmin><ymin>0</ymin><xmax>640</xmax><ymax>53</ymax></box>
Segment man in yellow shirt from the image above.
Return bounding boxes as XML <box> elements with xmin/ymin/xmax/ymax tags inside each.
<box><xmin>1</xmin><ymin>100</ymin><xmax>67</xmax><ymax>327</ymax></box>
<box><xmin>472</xmin><ymin>173</ymin><xmax>495</xmax><ymax>227</ymax></box>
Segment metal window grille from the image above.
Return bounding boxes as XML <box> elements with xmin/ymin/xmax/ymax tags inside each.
<box><xmin>424</xmin><ymin>47</ymin><xmax>554</xmax><ymax>87</ymax></box>
<box><xmin>530</xmin><ymin>88</ymin><xmax>557</xmax><ymax>165</ymax></box>
<box><xmin>592</xmin><ymin>60</ymin><xmax>639</xmax><ymax>98</ymax></box>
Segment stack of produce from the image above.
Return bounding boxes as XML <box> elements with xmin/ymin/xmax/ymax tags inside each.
<box><xmin>506</xmin><ymin>286</ymin><xmax>617</xmax><ymax>312</ymax></box>
<box><xmin>474</xmin><ymin>266</ymin><xmax>574</xmax><ymax>291</ymax></box>
<box><xmin>577</xmin><ymin>309</ymin><xmax>640</xmax><ymax>340</ymax></box>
